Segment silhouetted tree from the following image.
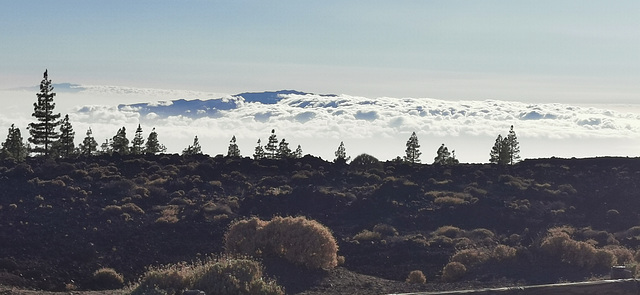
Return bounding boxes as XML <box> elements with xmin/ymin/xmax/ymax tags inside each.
<box><xmin>351</xmin><ymin>153</ymin><xmax>382</xmax><ymax>171</ymax></box>
<box><xmin>100</xmin><ymin>139</ymin><xmax>113</xmax><ymax>155</ymax></box>
<box><xmin>448</xmin><ymin>150</ymin><xmax>460</xmax><ymax>165</ymax></box>
<box><xmin>56</xmin><ymin>114</ymin><xmax>75</xmax><ymax>158</ymax></box>
<box><xmin>227</xmin><ymin>135</ymin><xmax>241</xmax><ymax>157</ymax></box>
<box><xmin>78</xmin><ymin>128</ymin><xmax>98</xmax><ymax>156</ymax></box>
<box><xmin>489</xmin><ymin>134</ymin><xmax>508</xmax><ymax>165</ymax></box>
<box><xmin>265</xmin><ymin>129</ymin><xmax>278</xmax><ymax>159</ymax></box>
<box><xmin>278</xmin><ymin>138</ymin><xmax>291</xmax><ymax>159</ymax></box>
<box><xmin>131</xmin><ymin>124</ymin><xmax>145</xmax><ymax>155</ymax></box>
<box><xmin>1</xmin><ymin>124</ymin><xmax>28</xmax><ymax>161</ymax></box>
<box><xmin>489</xmin><ymin>126</ymin><xmax>520</xmax><ymax>165</ymax></box>
<box><xmin>334</xmin><ymin>141</ymin><xmax>351</xmax><ymax>163</ymax></box>
<box><xmin>404</xmin><ymin>132</ymin><xmax>421</xmax><ymax>164</ymax></box>
<box><xmin>144</xmin><ymin>128</ymin><xmax>166</xmax><ymax>154</ymax></box>
<box><xmin>111</xmin><ymin>127</ymin><xmax>129</xmax><ymax>155</ymax></box>
<box><xmin>183</xmin><ymin>135</ymin><xmax>202</xmax><ymax>156</ymax></box>
<box><xmin>434</xmin><ymin>144</ymin><xmax>451</xmax><ymax>165</ymax></box>
<box><xmin>506</xmin><ymin>125</ymin><xmax>521</xmax><ymax>165</ymax></box>
<box><xmin>293</xmin><ymin>144</ymin><xmax>303</xmax><ymax>159</ymax></box>
<box><xmin>253</xmin><ymin>139</ymin><xmax>265</xmax><ymax>160</ymax></box>
<box><xmin>28</xmin><ymin>70</ymin><xmax>61</xmax><ymax>157</ymax></box>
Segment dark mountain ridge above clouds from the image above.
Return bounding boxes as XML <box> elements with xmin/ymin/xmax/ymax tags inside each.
<box><xmin>117</xmin><ymin>90</ymin><xmax>337</xmax><ymax>118</ymax></box>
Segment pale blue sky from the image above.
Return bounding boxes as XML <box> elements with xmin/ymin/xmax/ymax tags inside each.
<box><xmin>1</xmin><ymin>1</ymin><xmax>638</xmax><ymax>102</ymax></box>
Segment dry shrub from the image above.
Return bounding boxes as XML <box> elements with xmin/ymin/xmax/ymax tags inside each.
<box><xmin>451</xmin><ymin>248</ymin><xmax>489</xmax><ymax>266</ymax></box>
<box><xmin>131</xmin><ymin>257</ymin><xmax>283</xmax><ymax>295</ymax></box>
<box><xmin>262</xmin><ymin>216</ymin><xmax>339</xmax><ymax>269</ymax></box>
<box><xmin>353</xmin><ymin>230</ymin><xmax>381</xmax><ymax>242</ymax></box>
<box><xmin>603</xmin><ymin>245</ymin><xmax>634</xmax><ymax>265</ymax></box>
<box><xmin>406</xmin><ymin>270</ymin><xmax>426</xmax><ymax>284</ymax></box>
<box><xmin>91</xmin><ymin>268</ymin><xmax>124</xmax><ymax>290</ymax></box>
<box><xmin>442</xmin><ymin>262</ymin><xmax>467</xmax><ymax>282</ymax></box>
<box><xmin>121</xmin><ymin>202</ymin><xmax>145</xmax><ymax>215</ymax></box>
<box><xmin>373</xmin><ymin>223</ymin><xmax>398</xmax><ymax>237</ymax></box>
<box><xmin>540</xmin><ymin>227</ymin><xmax>616</xmax><ymax>269</ymax></box>
<box><xmin>434</xmin><ymin>226</ymin><xmax>462</xmax><ymax>238</ymax></box>
<box><xmin>102</xmin><ymin>205</ymin><xmax>122</xmax><ymax>215</ymax></box>
<box><xmin>225</xmin><ymin>216</ymin><xmax>338</xmax><ymax>269</ymax></box>
<box><xmin>434</xmin><ymin>196</ymin><xmax>467</xmax><ymax>206</ymax></box>
<box><xmin>225</xmin><ymin>217</ymin><xmax>267</xmax><ymax>255</ymax></box>
<box><xmin>155</xmin><ymin>205</ymin><xmax>180</xmax><ymax>224</ymax></box>
<box><xmin>492</xmin><ymin>245</ymin><xmax>517</xmax><ymax>261</ymax></box>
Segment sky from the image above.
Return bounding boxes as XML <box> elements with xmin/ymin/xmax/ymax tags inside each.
<box><xmin>1</xmin><ymin>1</ymin><xmax>639</xmax><ymax>162</ymax></box>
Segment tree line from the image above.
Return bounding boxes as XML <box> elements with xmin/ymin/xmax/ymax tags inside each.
<box><xmin>1</xmin><ymin>70</ymin><xmax>521</xmax><ymax>165</ymax></box>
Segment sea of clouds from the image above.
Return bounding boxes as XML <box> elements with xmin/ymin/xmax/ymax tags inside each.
<box><xmin>2</xmin><ymin>84</ymin><xmax>640</xmax><ymax>163</ymax></box>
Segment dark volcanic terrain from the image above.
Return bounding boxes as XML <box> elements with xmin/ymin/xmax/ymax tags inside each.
<box><xmin>1</xmin><ymin>155</ymin><xmax>640</xmax><ymax>294</ymax></box>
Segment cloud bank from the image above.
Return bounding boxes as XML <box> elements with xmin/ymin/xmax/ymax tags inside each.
<box><xmin>2</xmin><ymin>86</ymin><xmax>640</xmax><ymax>163</ymax></box>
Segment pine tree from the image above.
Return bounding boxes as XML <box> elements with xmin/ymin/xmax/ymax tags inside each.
<box><xmin>506</xmin><ymin>125</ymin><xmax>521</xmax><ymax>165</ymax></box>
<box><xmin>293</xmin><ymin>144</ymin><xmax>303</xmax><ymax>159</ymax></box>
<box><xmin>28</xmin><ymin>70</ymin><xmax>61</xmax><ymax>157</ymax></box>
<box><xmin>144</xmin><ymin>128</ymin><xmax>166</xmax><ymax>154</ymax></box>
<box><xmin>404</xmin><ymin>132</ymin><xmax>421</xmax><ymax>164</ymax></box>
<box><xmin>131</xmin><ymin>124</ymin><xmax>145</xmax><ymax>155</ymax></box>
<box><xmin>334</xmin><ymin>141</ymin><xmax>351</xmax><ymax>163</ymax></box>
<box><xmin>111</xmin><ymin>127</ymin><xmax>129</xmax><ymax>155</ymax></box>
<box><xmin>253</xmin><ymin>139</ymin><xmax>265</xmax><ymax>160</ymax></box>
<box><xmin>227</xmin><ymin>135</ymin><xmax>241</xmax><ymax>157</ymax></box>
<box><xmin>489</xmin><ymin>134</ymin><xmax>509</xmax><ymax>165</ymax></box>
<box><xmin>56</xmin><ymin>114</ymin><xmax>75</xmax><ymax>158</ymax></box>
<box><xmin>78</xmin><ymin>128</ymin><xmax>98</xmax><ymax>156</ymax></box>
<box><xmin>277</xmin><ymin>138</ymin><xmax>291</xmax><ymax>159</ymax></box>
<box><xmin>1</xmin><ymin>124</ymin><xmax>28</xmax><ymax>161</ymax></box>
<box><xmin>433</xmin><ymin>144</ymin><xmax>451</xmax><ymax>165</ymax></box>
<box><xmin>447</xmin><ymin>150</ymin><xmax>460</xmax><ymax>165</ymax></box>
<box><xmin>265</xmin><ymin>129</ymin><xmax>278</xmax><ymax>159</ymax></box>
<box><xmin>182</xmin><ymin>136</ymin><xmax>202</xmax><ymax>156</ymax></box>
<box><xmin>100</xmin><ymin>139</ymin><xmax>113</xmax><ymax>155</ymax></box>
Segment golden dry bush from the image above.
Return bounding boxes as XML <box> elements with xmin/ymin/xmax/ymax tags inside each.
<box><xmin>224</xmin><ymin>217</ymin><xmax>268</xmax><ymax>255</ymax></box>
<box><xmin>406</xmin><ymin>270</ymin><xmax>426</xmax><ymax>284</ymax></box>
<box><xmin>492</xmin><ymin>245</ymin><xmax>517</xmax><ymax>261</ymax></box>
<box><xmin>131</xmin><ymin>257</ymin><xmax>283</xmax><ymax>295</ymax></box>
<box><xmin>91</xmin><ymin>268</ymin><xmax>124</xmax><ymax>290</ymax></box>
<box><xmin>450</xmin><ymin>248</ymin><xmax>489</xmax><ymax>266</ymax></box>
<box><xmin>225</xmin><ymin>216</ymin><xmax>339</xmax><ymax>269</ymax></box>
<box><xmin>353</xmin><ymin>230</ymin><xmax>382</xmax><ymax>242</ymax></box>
<box><xmin>442</xmin><ymin>262</ymin><xmax>467</xmax><ymax>282</ymax></box>
<box><xmin>262</xmin><ymin>216</ymin><xmax>339</xmax><ymax>269</ymax></box>
<box><xmin>434</xmin><ymin>225</ymin><xmax>462</xmax><ymax>238</ymax></box>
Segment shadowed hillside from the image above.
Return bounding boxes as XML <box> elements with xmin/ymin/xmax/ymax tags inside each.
<box><xmin>1</xmin><ymin>155</ymin><xmax>640</xmax><ymax>293</ymax></box>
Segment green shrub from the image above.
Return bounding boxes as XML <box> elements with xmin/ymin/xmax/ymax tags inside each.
<box><xmin>225</xmin><ymin>216</ymin><xmax>339</xmax><ymax>269</ymax></box>
<box><xmin>91</xmin><ymin>268</ymin><xmax>124</xmax><ymax>290</ymax></box>
<box><xmin>406</xmin><ymin>270</ymin><xmax>426</xmax><ymax>284</ymax></box>
<box><xmin>442</xmin><ymin>262</ymin><xmax>466</xmax><ymax>282</ymax></box>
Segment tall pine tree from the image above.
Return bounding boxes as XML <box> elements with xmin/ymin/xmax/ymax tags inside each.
<box><xmin>265</xmin><ymin>129</ymin><xmax>278</xmax><ymax>159</ymax></box>
<box><xmin>1</xmin><ymin>124</ymin><xmax>28</xmax><ymax>161</ymax></box>
<box><xmin>277</xmin><ymin>138</ymin><xmax>291</xmax><ymax>159</ymax></box>
<box><xmin>253</xmin><ymin>139</ymin><xmax>265</xmax><ymax>160</ymax></box>
<box><xmin>182</xmin><ymin>136</ymin><xmax>202</xmax><ymax>156</ymax></box>
<box><xmin>433</xmin><ymin>144</ymin><xmax>451</xmax><ymax>165</ymax></box>
<box><xmin>111</xmin><ymin>127</ymin><xmax>129</xmax><ymax>155</ymax></box>
<box><xmin>28</xmin><ymin>70</ymin><xmax>61</xmax><ymax>157</ymax></box>
<box><xmin>131</xmin><ymin>124</ymin><xmax>145</xmax><ymax>155</ymax></box>
<box><xmin>227</xmin><ymin>135</ymin><xmax>240</xmax><ymax>157</ymax></box>
<box><xmin>506</xmin><ymin>125</ymin><xmax>521</xmax><ymax>165</ymax></box>
<box><xmin>404</xmin><ymin>132</ymin><xmax>421</xmax><ymax>164</ymax></box>
<box><xmin>293</xmin><ymin>144</ymin><xmax>303</xmax><ymax>159</ymax></box>
<box><xmin>56</xmin><ymin>114</ymin><xmax>75</xmax><ymax>158</ymax></box>
<box><xmin>78</xmin><ymin>128</ymin><xmax>98</xmax><ymax>156</ymax></box>
<box><xmin>144</xmin><ymin>128</ymin><xmax>166</xmax><ymax>154</ymax></box>
<box><xmin>334</xmin><ymin>141</ymin><xmax>350</xmax><ymax>163</ymax></box>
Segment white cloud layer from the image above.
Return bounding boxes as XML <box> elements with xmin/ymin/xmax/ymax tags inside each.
<box><xmin>2</xmin><ymin>86</ymin><xmax>640</xmax><ymax>163</ymax></box>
